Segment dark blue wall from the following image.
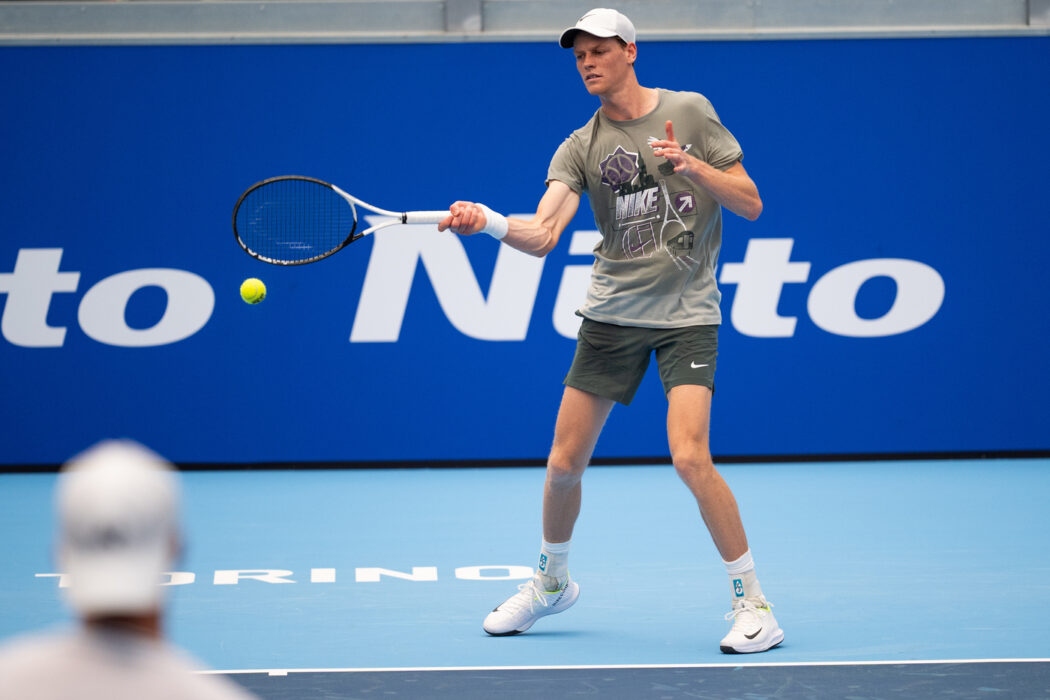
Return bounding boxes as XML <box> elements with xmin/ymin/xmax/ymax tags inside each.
<box><xmin>1</xmin><ymin>37</ymin><xmax>1047</xmax><ymax>465</ymax></box>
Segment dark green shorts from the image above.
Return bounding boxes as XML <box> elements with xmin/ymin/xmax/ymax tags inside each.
<box><xmin>564</xmin><ymin>318</ymin><xmax>718</xmax><ymax>406</ymax></box>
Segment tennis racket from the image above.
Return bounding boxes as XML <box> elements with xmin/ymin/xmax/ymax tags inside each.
<box><xmin>232</xmin><ymin>175</ymin><xmax>448</xmax><ymax>265</ymax></box>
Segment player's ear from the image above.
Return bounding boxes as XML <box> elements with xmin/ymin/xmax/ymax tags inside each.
<box><xmin>626</xmin><ymin>42</ymin><xmax>637</xmax><ymax>65</ymax></box>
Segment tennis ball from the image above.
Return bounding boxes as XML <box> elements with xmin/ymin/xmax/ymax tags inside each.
<box><xmin>240</xmin><ymin>278</ymin><xmax>266</xmax><ymax>305</ymax></box>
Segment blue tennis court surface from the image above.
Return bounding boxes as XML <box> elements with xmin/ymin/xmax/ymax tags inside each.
<box><xmin>3</xmin><ymin>458</ymin><xmax>1049</xmax><ymax>697</ymax></box>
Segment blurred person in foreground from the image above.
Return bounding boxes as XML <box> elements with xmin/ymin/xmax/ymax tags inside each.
<box><xmin>0</xmin><ymin>440</ymin><xmax>259</xmax><ymax>700</ymax></box>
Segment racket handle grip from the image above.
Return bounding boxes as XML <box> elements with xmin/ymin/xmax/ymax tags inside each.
<box><xmin>405</xmin><ymin>211</ymin><xmax>449</xmax><ymax>224</ymax></box>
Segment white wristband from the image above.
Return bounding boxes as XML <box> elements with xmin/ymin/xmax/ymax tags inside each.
<box><xmin>476</xmin><ymin>203</ymin><xmax>509</xmax><ymax>240</ymax></box>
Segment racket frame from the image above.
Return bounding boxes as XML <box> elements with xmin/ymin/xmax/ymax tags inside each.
<box><xmin>233</xmin><ymin>175</ymin><xmax>447</xmax><ymax>266</ymax></box>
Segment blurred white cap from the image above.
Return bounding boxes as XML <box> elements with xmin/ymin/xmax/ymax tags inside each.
<box><xmin>57</xmin><ymin>440</ymin><xmax>180</xmax><ymax>616</ymax></box>
<box><xmin>560</xmin><ymin>8</ymin><xmax>637</xmax><ymax>48</ymax></box>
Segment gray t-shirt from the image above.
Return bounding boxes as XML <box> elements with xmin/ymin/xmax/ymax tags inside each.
<box><xmin>0</xmin><ymin>627</ymin><xmax>258</xmax><ymax>700</ymax></box>
<box><xmin>547</xmin><ymin>88</ymin><xmax>743</xmax><ymax>328</ymax></box>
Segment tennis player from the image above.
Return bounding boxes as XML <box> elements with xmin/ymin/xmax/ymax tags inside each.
<box><xmin>438</xmin><ymin>8</ymin><xmax>783</xmax><ymax>653</ymax></box>
<box><xmin>0</xmin><ymin>440</ymin><xmax>260</xmax><ymax>698</ymax></box>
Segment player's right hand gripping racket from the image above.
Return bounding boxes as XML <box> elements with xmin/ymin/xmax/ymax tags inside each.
<box><xmin>233</xmin><ymin>175</ymin><xmax>448</xmax><ymax>265</ymax></box>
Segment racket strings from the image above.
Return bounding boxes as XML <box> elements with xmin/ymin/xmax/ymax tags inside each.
<box><xmin>235</xmin><ymin>178</ymin><xmax>357</xmax><ymax>264</ymax></box>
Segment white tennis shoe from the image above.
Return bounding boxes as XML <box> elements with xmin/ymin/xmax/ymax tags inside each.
<box><xmin>719</xmin><ymin>598</ymin><xmax>784</xmax><ymax>654</ymax></box>
<box><xmin>483</xmin><ymin>575</ymin><xmax>579</xmax><ymax>636</ymax></box>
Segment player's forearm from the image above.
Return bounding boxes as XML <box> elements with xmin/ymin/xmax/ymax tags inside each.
<box><xmin>500</xmin><ymin>217</ymin><xmax>558</xmax><ymax>257</ymax></box>
<box><xmin>689</xmin><ymin>161</ymin><xmax>763</xmax><ymax>221</ymax></box>
<box><xmin>489</xmin><ymin>183</ymin><xmax>577</xmax><ymax>257</ymax></box>
<box><xmin>439</xmin><ymin>183</ymin><xmax>578</xmax><ymax>256</ymax></box>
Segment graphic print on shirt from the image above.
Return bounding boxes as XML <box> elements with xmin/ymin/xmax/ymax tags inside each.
<box><xmin>599</xmin><ymin>144</ymin><xmax>700</xmax><ymax>270</ymax></box>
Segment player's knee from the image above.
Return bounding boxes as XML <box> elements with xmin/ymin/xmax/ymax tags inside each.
<box><xmin>672</xmin><ymin>448</ymin><xmax>715</xmax><ymax>484</ymax></box>
<box><xmin>546</xmin><ymin>451</ymin><xmax>586</xmax><ymax>490</ymax></box>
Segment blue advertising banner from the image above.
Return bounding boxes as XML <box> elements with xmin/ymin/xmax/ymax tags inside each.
<box><xmin>1</xmin><ymin>37</ymin><xmax>1047</xmax><ymax>466</ymax></box>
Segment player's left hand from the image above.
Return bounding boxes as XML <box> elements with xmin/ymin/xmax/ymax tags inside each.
<box><xmin>649</xmin><ymin>120</ymin><xmax>700</xmax><ymax>178</ymax></box>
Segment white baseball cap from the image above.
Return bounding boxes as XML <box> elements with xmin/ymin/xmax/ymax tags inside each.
<box><xmin>559</xmin><ymin>8</ymin><xmax>637</xmax><ymax>49</ymax></box>
<box><xmin>56</xmin><ymin>440</ymin><xmax>180</xmax><ymax>616</ymax></box>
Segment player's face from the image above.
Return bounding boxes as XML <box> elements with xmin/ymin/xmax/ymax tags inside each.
<box><xmin>573</xmin><ymin>35</ymin><xmax>635</xmax><ymax>96</ymax></box>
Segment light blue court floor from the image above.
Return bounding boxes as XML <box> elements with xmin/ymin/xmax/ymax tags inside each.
<box><xmin>2</xmin><ymin>459</ymin><xmax>1049</xmax><ymax>675</ymax></box>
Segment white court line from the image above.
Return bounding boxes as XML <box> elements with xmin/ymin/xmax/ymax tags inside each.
<box><xmin>202</xmin><ymin>657</ymin><xmax>1050</xmax><ymax>676</ymax></box>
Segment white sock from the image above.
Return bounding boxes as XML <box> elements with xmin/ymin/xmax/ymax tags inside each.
<box><xmin>724</xmin><ymin>549</ymin><xmax>765</xmax><ymax>603</ymax></box>
<box><xmin>538</xmin><ymin>539</ymin><xmax>570</xmax><ymax>589</ymax></box>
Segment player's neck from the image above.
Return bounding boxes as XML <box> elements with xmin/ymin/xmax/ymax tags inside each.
<box><xmin>599</xmin><ymin>84</ymin><xmax>658</xmax><ymax>122</ymax></box>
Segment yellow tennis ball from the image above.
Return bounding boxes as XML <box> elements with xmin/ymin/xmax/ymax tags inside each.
<box><xmin>240</xmin><ymin>278</ymin><xmax>266</xmax><ymax>304</ymax></box>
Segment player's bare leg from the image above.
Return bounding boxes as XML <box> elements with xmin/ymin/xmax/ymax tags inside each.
<box><xmin>666</xmin><ymin>384</ymin><xmax>783</xmax><ymax>653</ymax></box>
<box><xmin>666</xmin><ymin>384</ymin><xmax>747</xmax><ymax>560</ymax></box>
<box><xmin>482</xmin><ymin>386</ymin><xmax>612</xmax><ymax>636</ymax></box>
<box><xmin>543</xmin><ymin>386</ymin><xmax>615</xmax><ymax>543</ymax></box>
